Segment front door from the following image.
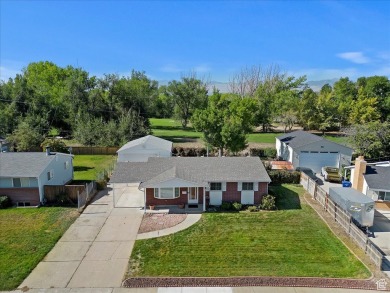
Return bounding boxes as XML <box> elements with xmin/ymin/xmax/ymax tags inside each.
<box><xmin>188</xmin><ymin>187</ymin><xmax>198</xmax><ymax>204</ymax></box>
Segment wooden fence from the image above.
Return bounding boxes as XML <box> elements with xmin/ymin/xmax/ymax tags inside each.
<box><xmin>44</xmin><ymin>185</ymin><xmax>86</xmax><ymax>203</ymax></box>
<box><xmin>70</xmin><ymin>147</ymin><xmax>119</xmax><ymax>155</ymax></box>
<box><xmin>300</xmin><ymin>173</ymin><xmax>384</xmax><ymax>269</ymax></box>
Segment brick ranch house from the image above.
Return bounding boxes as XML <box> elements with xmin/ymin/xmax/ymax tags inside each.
<box><xmin>0</xmin><ymin>149</ymin><xmax>73</xmax><ymax>206</ymax></box>
<box><xmin>110</xmin><ymin>157</ymin><xmax>271</xmax><ymax>211</ymax></box>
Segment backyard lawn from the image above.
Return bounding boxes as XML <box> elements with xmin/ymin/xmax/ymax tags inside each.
<box><xmin>128</xmin><ymin>184</ymin><xmax>369</xmax><ymax>279</ymax></box>
<box><xmin>149</xmin><ymin>118</ymin><xmax>350</xmax><ymax>146</ymax></box>
<box><xmin>73</xmin><ymin>155</ymin><xmax>116</xmax><ymax>181</ymax></box>
<box><xmin>0</xmin><ymin>207</ymin><xmax>78</xmax><ymax>290</ymax></box>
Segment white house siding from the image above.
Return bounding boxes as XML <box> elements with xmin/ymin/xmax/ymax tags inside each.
<box><xmin>295</xmin><ymin>140</ymin><xmax>352</xmax><ymax>172</ymax></box>
<box><xmin>276</xmin><ymin>139</ymin><xmax>291</xmax><ymax>161</ymax></box>
<box><xmin>38</xmin><ymin>154</ymin><xmax>73</xmax><ymax>202</ymax></box>
<box><xmin>363</xmin><ymin>178</ymin><xmax>369</xmax><ymax>196</ymax></box>
<box><xmin>118</xmin><ymin>149</ymin><xmax>171</xmax><ymax>162</ymax></box>
<box><xmin>276</xmin><ymin>139</ymin><xmax>282</xmax><ymax>157</ymax></box>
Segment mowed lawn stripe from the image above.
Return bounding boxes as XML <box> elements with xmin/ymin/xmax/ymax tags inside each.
<box><xmin>128</xmin><ymin>185</ymin><xmax>369</xmax><ymax>279</ymax></box>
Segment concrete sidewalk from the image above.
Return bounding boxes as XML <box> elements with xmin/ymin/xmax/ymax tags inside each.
<box><xmin>137</xmin><ymin>214</ymin><xmax>201</xmax><ymax>240</ymax></box>
<box><xmin>20</xmin><ymin>188</ymin><xmax>144</xmax><ymax>289</ymax></box>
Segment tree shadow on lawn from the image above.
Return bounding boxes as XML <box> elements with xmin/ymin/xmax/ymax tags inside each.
<box><xmin>73</xmin><ymin>166</ymin><xmax>94</xmax><ymax>172</ymax></box>
<box><xmin>152</xmin><ymin>125</ymin><xmax>194</xmax><ymax>131</ymax></box>
<box><xmin>269</xmin><ymin>185</ymin><xmax>302</xmax><ymax>210</ymax></box>
<box><xmin>155</xmin><ymin>136</ymin><xmax>201</xmax><ymax>143</ymax></box>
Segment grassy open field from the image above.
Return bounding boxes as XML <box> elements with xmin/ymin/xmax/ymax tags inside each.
<box><xmin>150</xmin><ymin>118</ymin><xmax>350</xmax><ymax>146</ymax></box>
<box><xmin>127</xmin><ymin>184</ymin><xmax>369</xmax><ymax>278</ymax></box>
<box><xmin>0</xmin><ymin>207</ymin><xmax>79</xmax><ymax>290</ymax></box>
<box><xmin>73</xmin><ymin>155</ymin><xmax>116</xmax><ymax>181</ymax></box>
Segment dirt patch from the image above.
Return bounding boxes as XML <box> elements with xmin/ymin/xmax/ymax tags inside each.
<box><xmin>138</xmin><ymin>213</ymin><xmax>187</xmax><ymax>234</ymax></box>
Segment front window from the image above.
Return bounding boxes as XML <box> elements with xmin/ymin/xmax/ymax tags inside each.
<box><xmin>210</xmin><ymin>182</ymin><xmax>222</xmax><ymax>191</ymax></box>
<box><xmin>242</xmin><ymin>182</ymin><xmax>254</xmax><ymax>191</ymax></box>
<box><xmin>378</xmin><ymin>191</ymin><xmax>390</xmax><ymax>201</ymax></box>
<box><xmin>154</xmin><ymin>188</ymin><xmax>180</xmax><ymax>199</ymax></box>
<box><xmin>13</xmin><ymin>178</ymin><xmax>21</xmax><ymax>187</ymax></box>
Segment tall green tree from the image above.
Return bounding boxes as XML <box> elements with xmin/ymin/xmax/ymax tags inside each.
<box><xmin>191</xmin><ymin>90</ymin><xmax>256</xmax><ymax>155</ymax></box>
<box><xmin>167</xmin><ymin>75</ymin><xmax>208</xmax><ymax>128</ymax></box>
<box><xmin>347</xmin><ymin>122</ymin><xmax>390</xmax><ymax>159</ymax></box>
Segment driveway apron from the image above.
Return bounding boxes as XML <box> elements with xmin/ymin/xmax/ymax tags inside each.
<box><xmin>20</xmin><ymin>186</ymin><xmax>144</xmax><ymax>289</ymax></box>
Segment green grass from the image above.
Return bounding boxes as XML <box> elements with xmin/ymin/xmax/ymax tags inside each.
<box><xmin>247</xmin><ymin>132</ymin><xmax>280</xmax><ymax>144</ymax></box>
<box><xmin>73</xmin><ymin>155</ymin><xmax>116</xmax><ymax>181</ymax></box>
<box><xmin>128</xmin><ymin>184</ymin><xmax>369</xmax><ymax>279</ymax></box>
<box><xmin>324</xmin><ymin>135</ymin><xmax>350</xmax><ymax>146</ymax></box>
<box><xmin>150</xmin><ymin>118</ymin><xmax>202</xmax><ymax>142</ymax></box>
<box><xmin>0</xmin><ymin>207</ymin><xmax>79</xmax><ymax>290</ymax></box>
<box><xmin>150</xmin><ymin>118</ymin><xmax>352</xmax><ymax>147</ymax></box>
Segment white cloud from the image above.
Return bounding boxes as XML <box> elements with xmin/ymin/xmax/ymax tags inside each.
<box><xmin>337</xmin><ymin>51</ymin><xmax>370</xmax><ymax>64</ymax></box>
<box><xmin>194</xmin><ymin>64</ymin><xmax>211</xmax><ymax>73</ymax></box>
<box><xmin>160</xmin><ymin>64</ymin><xmax>182</xmax><ymax>73</ymax></box>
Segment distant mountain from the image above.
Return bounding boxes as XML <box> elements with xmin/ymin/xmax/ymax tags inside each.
<box><xmin>307</xmin><ymin>78</ymin><xmax>338</xmax><ymax>92</ymax></box>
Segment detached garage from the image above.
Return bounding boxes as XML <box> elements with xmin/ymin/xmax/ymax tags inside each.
<box><xmin>276</xmin><ymin>131</ymin><xmax>353</xmax><ymax>173</ymax></box>
<box><xmin>117</xmin><ymin>135</ymin><xmax>172</xmax><ymax>162</ymax></box>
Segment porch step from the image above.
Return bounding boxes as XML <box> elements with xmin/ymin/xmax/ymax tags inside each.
<box><xmin>185</xmin><ymin>204</ymin><xmax>203</xmax><ymax>214</ymax></box>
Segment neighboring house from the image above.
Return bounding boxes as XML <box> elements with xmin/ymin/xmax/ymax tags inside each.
<box><xmin>276</xmin><ymin>130</ymin><xmax>353</xmax><ymax>173</ymax></box>
<box><xmin>110</xmin><ymin>157</ymin><xmax>271</xmax><ymax>211</ymax></box>
<box><xmin>348</xmin><ymin>156</ymin><xmax>390</xmax><ymax>203</ymax></box>
<box><xmin>0</xmin><ymin>137</ymin><xmax>9</xmax><ymax>152</ymax></box>
<box><xmin>117</xmin><ymin>135</ymin><xmax>172</xmax><ymax>162</ymax></box>
<box><xmin>0</xmin><ymin>148</ymin><xmax>73</xmax><ymax>206</ymax></box>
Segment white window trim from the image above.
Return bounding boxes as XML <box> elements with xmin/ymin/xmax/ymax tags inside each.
<box><xmin>154</xmin><ymin>187</ymin><xmax>180</xmax><ymax>199</ymax></box>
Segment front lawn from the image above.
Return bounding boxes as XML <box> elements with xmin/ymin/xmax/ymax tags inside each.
<box><xmin>0</xmin><ymin>207</ymin><xmax>79</xmax><ymax>290</ymax></box>
<box><xmin>73</xmin><ymin>155</ymin><xmax>116</xmax><ymax>181</ymax></box>
<box><xmin>128</xmin><ymin>184</ymin><xmax>369</xmax><ymax>279</ymax></box>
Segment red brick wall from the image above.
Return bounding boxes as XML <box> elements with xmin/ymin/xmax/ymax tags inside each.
<box><xmin>146</xmin><ymin>183</ymin><xmax>269</xmax><ymax>206</ymax></box>
<box><xmin>223</xmin><ymin>182</ymin><xmax>241</xmax><ymax>202</ymax></box>
<box><xmin>0</xmin><ymin>188</ymin><xmax>40</xmax><ymax>206</ymax></box>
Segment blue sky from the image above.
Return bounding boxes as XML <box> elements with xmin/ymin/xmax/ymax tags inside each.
<box><xmin>1</xmin><ymin>0</ymin><xmax>389</xmax><ymax>83</ymax></box>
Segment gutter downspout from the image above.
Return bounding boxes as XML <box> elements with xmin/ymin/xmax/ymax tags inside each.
<box><xmin>203</xmin><ymin>185</ymin><xmax>206</xmax><ymax>212</ymax></box>
<box><xmin>37</xmin><ymin>176</ymin><xmax>43</xmax><ymax>205</ymax></box>
<box><xmin>138</xmin><ymin>182</ymin><xmax>146</xmax><ymax>214</ymax></box>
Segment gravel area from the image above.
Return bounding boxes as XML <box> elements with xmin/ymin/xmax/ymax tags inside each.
<box><xmin>123</xmin><ymin>276</ymin><xmax>380</xmax><ymax>290</ymax></box>
<box><xmin>138</xmin><ymin>213</ymin><xmax>187</xmax><ymax>234</ymax></box>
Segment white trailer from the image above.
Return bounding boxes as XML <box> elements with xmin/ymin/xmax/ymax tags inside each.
<box><xmin>329</xmin><ymin>187</ymin><xmax>375</xmax><ymax>227</ymax></box>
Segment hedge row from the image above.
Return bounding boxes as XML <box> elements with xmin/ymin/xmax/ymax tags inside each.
<box><xmin>268</xmin><ymin>170</ymin><xmax>301</xmax><ymax>185</ymax></box>
<box><xmin>171</xmin><ymin>146</ymin><xmax>277</xmax><ymax>158</ymax></box>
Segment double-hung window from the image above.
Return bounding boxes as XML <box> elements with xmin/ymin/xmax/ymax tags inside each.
<box><xmin>242</xmin><ymin>182</ymin><xmax>254</xmax><ymax>191</ymax></box>
<box><xmin>210</xmin><ymin>182</ymin><xmax>222</xmax><ymax>191</ymax></box>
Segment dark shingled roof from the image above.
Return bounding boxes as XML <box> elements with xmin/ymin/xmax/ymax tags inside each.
<box><xmin>364</xmin><ymin>165</ymin><xmax>390</xmax><ymax>191</ymax></box>
<box><xmin>110</xmin><ymin>157</ymin><xmax>271</xmax><ymax>186</ymax></box>
<box><xmin>0</xmin><ymin>152</ymin><xmax>60</xmax><ymax>177</ymax></box>
<box><xmin>277</xmin><ymin>130</ymin><xmax>323</xmax><ymax>149</ymax></box>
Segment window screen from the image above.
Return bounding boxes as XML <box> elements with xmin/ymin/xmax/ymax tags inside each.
<box><xmin>210</xmin><ymin>182</ymin><xmax>222</xmax><ymax>190</ymax></box>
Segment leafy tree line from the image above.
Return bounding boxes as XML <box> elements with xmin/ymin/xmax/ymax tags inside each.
<box><xmin>1</xmin><ymin>61</ymin><xmax>389</xmax><ymax>158</ymax></box>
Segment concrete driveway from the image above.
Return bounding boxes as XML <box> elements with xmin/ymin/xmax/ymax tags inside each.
<box><xmin>113</xmin><ymin>183</ymin><xmax>144</xmax><ymax>208</ymax></box>
<box><xmin>20</xmin><ymin>185</ymin><xmax>144</xmax><ymax>289</ymax></box>
<box><xmin>370</xmin><ymin>209</ymin><xmax>390</xmax><ymax>275</ymax></box>
<box><xmin>315</xmin><ymin>173</ymin><xmax>342</xmax><ymax>193</ymax></box>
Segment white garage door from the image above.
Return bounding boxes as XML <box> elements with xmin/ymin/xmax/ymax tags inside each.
<box><xmin>241</xmin><ymin>191</ymin><xmax>254</xmax><ymax>204</ymax></box>
<box><xmin>209</xmin><ymin>191</ymin><xmax>222</xmax><ymax>206</ymax></box>
<box><xmin>299</xmin><ymin>152</ymin><xmax>339</xmax><ymax>173</ymax></box>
